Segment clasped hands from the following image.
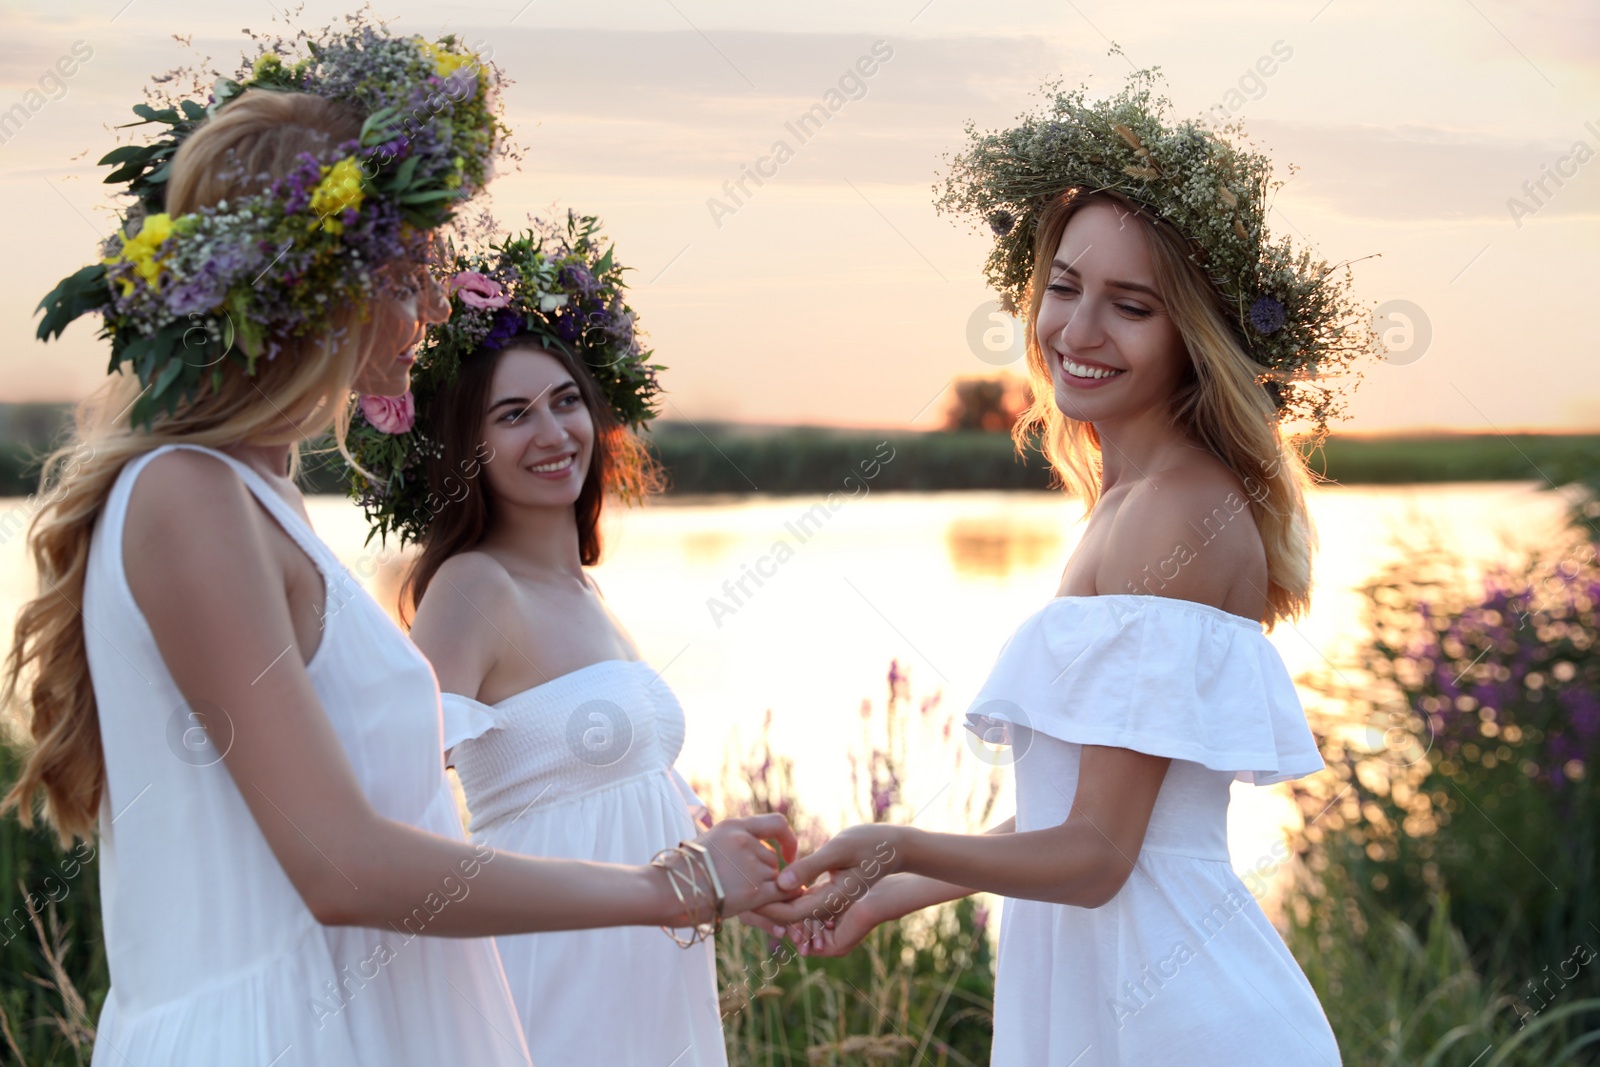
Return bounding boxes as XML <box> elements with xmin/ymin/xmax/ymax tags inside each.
<box><xmin>699</xmin><ymin>818</ymin><xmax>908</xmax><ymax>958</ymax></box>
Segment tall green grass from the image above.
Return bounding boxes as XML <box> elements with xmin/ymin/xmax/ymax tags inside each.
<box><xmin>0</xmin><ymin>736</ymin><xmax>105</xmax><ymax>1067</ymax></box>
<box><xmin>1284</xmin><ymin>524</ymin><xmax>1600</xmax><ymax>1064</ymax></box>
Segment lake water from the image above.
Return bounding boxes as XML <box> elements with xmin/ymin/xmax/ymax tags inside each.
<box><xmin>0</xmin><ymin>481</ymin><xmax>1573</xmax><ymax>912</ymax></box>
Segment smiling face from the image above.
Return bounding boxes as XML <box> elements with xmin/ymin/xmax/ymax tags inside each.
<box><xmin>479</xmin><ymin>346</ymin><xmax>596</xmax><ymax>510</ymax></box>
<box><xmin>1033</xmin><ymin>200</ymin><xmax>1191</xmax><ymax>426</ymax></box>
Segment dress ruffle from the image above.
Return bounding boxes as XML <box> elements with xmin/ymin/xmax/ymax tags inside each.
<box><xmin>441</xmin><ymin>691</ymin><xmax>497</xmax><ymax>757</ymax></box>
<box><xmin>963</xmin><ymin>594</ymin><xmax>1324</xmax><ymax>786</ymax></box>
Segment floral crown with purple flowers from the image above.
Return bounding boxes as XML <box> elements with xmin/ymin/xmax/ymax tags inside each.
<box><xmin>936</xmin><ymin>61</ymin><xmax>1383</xmax><ymax>432</ymax></box>
<box><xmin>33</xmin><ymin>15</ymin><xmax>508</xmax><ymax>429</ymax></box>
<box><xmin>345</xmin><ymin>212</ymin><xmax>664</xmax><ymax>548</ymax></box>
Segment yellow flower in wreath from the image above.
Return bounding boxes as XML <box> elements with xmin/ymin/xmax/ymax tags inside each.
<box><xmin>418</xmin><ymin>38</ymin><xmax>473</xmax><ymax>80</ymax></box>
<box><xmin>309</xmin><ymin>157</ymin><xmax>365</xmax><ymax>235</ymax></box>
<box><xmin>103</xmin><ymin>212</ymin><xmax>175</xmax><ymax>295</ymax></box>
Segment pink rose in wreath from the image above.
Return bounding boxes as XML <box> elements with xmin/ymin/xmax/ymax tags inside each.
<box><xmin>449</xmin><ymin>270</ymin><xmax>510</xmax><ymax>310</ymax></box>
<box><xmin>359</xmin><ymin>391</ymin><xmax>416</xmax><ymax>434</ymax></box>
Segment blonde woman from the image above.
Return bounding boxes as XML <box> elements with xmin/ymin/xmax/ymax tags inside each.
<box><xmin>5</xmin><ymin>29</ymin><xmax>793</xmax><ymax>1067</ymax></box>
<box><xmin>765</xmin><ymin>72</ymin><xmax>1373</xmax><ymax>1065</ymax></box>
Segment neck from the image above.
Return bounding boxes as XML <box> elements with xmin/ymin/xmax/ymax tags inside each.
<box><xmin>220</xmin><ymin>441</ymin><xmax>294</xmax><ymax>482</ymax></box>
<box><xmin>478</xmin><ymin>499</ymin><xmax>587</xmax><ymax>580</ymax></box>
<box><xmin>1092</xmin><ymin>404</ymin><xmax>1195</xmax><ymax>494</ymax></box>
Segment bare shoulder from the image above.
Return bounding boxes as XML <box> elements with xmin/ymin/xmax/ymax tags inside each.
<box><xmin>410</xmin><ymin>550</ymin><xmax>519</xmax><ymax>695</ymax></box>
<box><xmin>1097</xmin><ymin>452</ymin><xmax>1267</xmax><ymax>611</ymax></box>
<box><xmin>414</xmin><ymin>550</ymin><xmax>519</xmax><ymax>631</ymax></box>
<box><xmin>125</xmin><ymin>449</ymin><xmax>272</xmax><ymax>578</ymax></box>
<box><xmin>129</xmin><ymin>447</ymin><xmax>250</xmax><ymax>518</ymax></box>
<box><xmin>122</xmin><ymin>448</ymin><xmax>317</xmax><ymax>683</ymax></box>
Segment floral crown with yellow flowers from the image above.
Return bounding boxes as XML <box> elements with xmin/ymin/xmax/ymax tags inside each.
<box><xmin>345</xmin><ymin>212</ymin><xmax>664</xmax><ymax>548</ymax></box>
<box><xmin>936</xmin><ymin>60</ymin><xmax>1383</xmax><ymax>433</ymax></box>
<box><xmin>34</xmin><ymin>15</ymin><xmax>510</xmax><ymax>429</ymax></box>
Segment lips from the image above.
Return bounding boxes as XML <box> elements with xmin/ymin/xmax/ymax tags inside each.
<box><xmin>527</xmin><ymin>453</ymin><xmax>578</xmax><ymax>478</ymax></box>
<box><xmin>1058</xmin><ymin>351</ymin><xmax>1126</xmax><ymax>385</ymax></box>
<box><xmin>395</xmin><ymin>325</ymin><xmax>425</xmax><ymax>363</ymax></box>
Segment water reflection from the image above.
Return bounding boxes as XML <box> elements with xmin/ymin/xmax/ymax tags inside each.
<box><xmin>0</xmin><ymin>482</ymin><xmax>1572</xmax><ymax>921</ymax></box>
<box><xmin>946</xmin><ymin>517</ymin><xmax>1062</xmax><ymax>577</ymax></box>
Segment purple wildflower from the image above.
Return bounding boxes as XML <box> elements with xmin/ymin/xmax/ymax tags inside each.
<box><xmin>1249</xmin><ymin>295</ymin><xmax>1286</xmax><ymax>334</ymax></box>
<box><xmin>480</xmin><ymin>306</ymin><xmax>523</xmax><ymax>351</ymax></box>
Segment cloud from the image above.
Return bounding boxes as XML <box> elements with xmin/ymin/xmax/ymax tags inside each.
<box><xmin>483</xmin><ymin>28</ymin><xmax>1063</xmax><ymax>185</ymax></box>
<box><xmin>1246</xmin><ymin>117</ymin><xmax>1600</xmax><ymax>223</ymax></box>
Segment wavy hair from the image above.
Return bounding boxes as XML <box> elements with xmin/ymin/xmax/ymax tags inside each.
<box><xmin>1</xmin><ymin>90</ymin><xmax>414</xmax><ymax>844</ymax></box>
<box><xmin>1012</xmin><ymin>189</ymin><xmax>1317</xmax><ymax>628</ymax></box>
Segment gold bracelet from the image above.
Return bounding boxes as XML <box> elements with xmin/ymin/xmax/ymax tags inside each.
<box><xmin>649</xmin><ymin>845</ymin><xmax>716</xmax><ymax>947</ymax></box>
<box><xmin>680</xmin><ymin>841</ymin><xmax>726</xmax><ymax>933</ymax></box>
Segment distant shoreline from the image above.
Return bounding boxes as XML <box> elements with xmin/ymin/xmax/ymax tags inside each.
<box><xmin>1</xmin><ymin>403</ymin><xmax>1595</xmax><ymax>497</ymax></box>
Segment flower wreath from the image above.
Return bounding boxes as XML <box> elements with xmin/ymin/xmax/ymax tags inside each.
<box><xmin>346</xmin><ymin>211</ymin><xmax>664</xmax><ymax>548</ymax></box>
<box><xmin>935</xmin><ymin>61</ymin><xmax>1383</xmax><ymax>432</ymax></box>
<box><xmin>34</xmin><ymin>15</ymin><xmax>510</xmax><ymax>429</ymax></box>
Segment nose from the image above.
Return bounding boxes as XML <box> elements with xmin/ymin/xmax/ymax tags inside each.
<box><xmin>416</xmin><ymin>274</ymin><xmax>451</xmax><ymax>326</ymax></box>
<box><xmin>1058</xmin><ymin>293</ymin><xmax>1106</xmax><ymax>353</ymax></box>
<box><xmin>528</xmin><ymin>402</ymin><xmax>570</xmax><ymax>449</ymax></box>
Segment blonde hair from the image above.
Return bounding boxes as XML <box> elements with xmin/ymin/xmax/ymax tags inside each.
<box><xmin>1013</xmin><ymin>189</ymin><xmax>1317</xmax><ymax>629</ymax></box>
<box><xmin>2</xmin><ymin>90</ymin><xmax>408</xmax><ymax>844</ymax></box>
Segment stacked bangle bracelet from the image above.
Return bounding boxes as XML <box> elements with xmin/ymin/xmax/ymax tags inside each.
<box><xmin>650</xmin><ymin>840</ymin><xmax>727</xmax><ymax>947</ymax></box>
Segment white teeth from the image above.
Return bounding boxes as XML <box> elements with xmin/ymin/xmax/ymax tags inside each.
<box><xmin>1062</xmin><ymin>357</ymin><xmax>1123</xmax><ymax>380</ymax></box>
<box><xmin>530</xmin><ymin>455</ymin><xmax>573</xmax><ymax>473</ymax></box>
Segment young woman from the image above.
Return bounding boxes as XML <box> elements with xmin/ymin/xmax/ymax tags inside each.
<box><xmin>348</xmin><ymin>224</ymin><xmax>740</xmax><ymax>1066</ymax></box>
<box><xmin>5</xmin><ymin>37</ymin><xmax>794</xmax><ymax>1067</ymax></box>
<box><xmin>764</xmin><ymin>75</ymin><xmax>1369</xmax><ymax>1066</ymax></box>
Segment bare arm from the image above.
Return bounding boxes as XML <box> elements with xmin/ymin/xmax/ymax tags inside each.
<box><xmin>774</xmin><ymin>477</ymin><xmax>1262</xmax><ymax>922</ymax></box>
<box><xmin>764</xmin><ymin>816</ymin><xmax>1014</xmax><ymax>930</ymax></box>
<box><xmin>863</xmin><ymin>816</ymin><xmax>1017</xmax><ymax>917</ymax></box>
<box><xmin>775</xmin><ymin>748</ymin><xmax>1168</xmax><ymax>910</ymax></box>
<box><xmin>126</xmin><ymin>452</ymin><xmax>795</xmax><ymax>934</ymax></box>
<box><xmin>407</xmin><ymin>551</ymin><xmax>504</xmax><ymax>702</ymax></box>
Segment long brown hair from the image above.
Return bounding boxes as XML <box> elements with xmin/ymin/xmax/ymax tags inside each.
<box><xmin>1012</xmin><ymin>188</ymin><xmax>1317</xmax><ymax>628</ymax></box>
<box><xmin>399</xmin><ymin>339</ymin><xmax>661</xmax><ymax>625</ymax></box>
<box><xmin>1</xmin><ymin>90</ymin><xmax>401</xmax><ymax>845</ymax></box>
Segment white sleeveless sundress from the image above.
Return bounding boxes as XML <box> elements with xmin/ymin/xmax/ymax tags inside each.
<box><xmin>441</xmin><ymin>658</ymin><xmax>728</xmax><ymax>1066</ymax></box>
<box><xmin>965</xmin><ymin>594</ymin><xmax>1342</xmax><ymax>1066</ymax></box>
<box><xmin>84</xmin><ymin>443</ymin><xmax>532</xmax><ymax>1066</ymax></box>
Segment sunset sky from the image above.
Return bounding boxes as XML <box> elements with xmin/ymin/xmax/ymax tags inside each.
<box><xmin>1</xmin><ymin>0</ymin><xmax>1596</xmax><ymax>432</ymax></box>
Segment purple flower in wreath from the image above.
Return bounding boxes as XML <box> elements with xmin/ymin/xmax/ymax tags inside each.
<box><xmin>558</xmin><ymin>262</ymin><xmax>598</xmax><ymax>298</ymax></box>
<box><xmin>480</xmin><ymin>306</ymin><xmax>523</xmax><ymax>351</ymax></box>
<box><xmin>988</xmin><ymin>210</ymin><xmax>1016</xmax><ymax>237</ymax></box>
<box><xmin>1249</xmin><ymin>295</ymin><xmax>1286</xmax><ymax>334</ymax></box>
<box><xmin>554</xmin><ymin>310</ymin><xmax>584</xmax><ymax>343</ymax></box>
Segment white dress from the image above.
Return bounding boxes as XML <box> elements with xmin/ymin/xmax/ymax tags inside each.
<box><xmin>964</xmin><ymin>594</ymin><xmax>1342</xmax><ymax>1066</ymax></box>
<box><xmin>85</xmin><ymin>444</ymin><xmax>532</xmax><ymax>1066</ymax></box>
<box><xmin>442</xmin><ymin>659</ymin><xmax>728</xmax><ymax>1067</ymax></box>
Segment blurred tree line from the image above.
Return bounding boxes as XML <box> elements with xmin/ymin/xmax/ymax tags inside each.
<box><xmin>1</xmin><ymin>397</ymin><xmax>1598</xmax><ymax>500</ymax></box>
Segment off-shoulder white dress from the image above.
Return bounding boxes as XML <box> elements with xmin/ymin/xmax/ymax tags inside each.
<box><xmin>964</xmin><ymin>594</ymin><xmax>1341</xmax><ymax>1066</ymax></box>
<box><xmin>442</xmin><ymin>658</ymin><xmax>728</xmax><ymax>1067</ymax></box>
<box><xmin>85</xmin><ymin>444</ymin><xmax>531</xmax><ymax>1066</ymax></box>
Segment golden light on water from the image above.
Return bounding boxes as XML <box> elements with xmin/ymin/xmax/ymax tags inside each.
<box><xmin>0</xmin><ymin>480</ymin><xmax>1573</xmax><ymax>924</ymax></box>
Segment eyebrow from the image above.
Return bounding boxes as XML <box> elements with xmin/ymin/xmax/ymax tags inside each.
<box><xmin>487</xmin><ymin>380</ymin><xmax>573</xmax><ymax>412</ymax></box>
<box><xmin>1051</xmin><ymin>260</ymin><xmax>1163</xmax><ymax>302</ymax></box>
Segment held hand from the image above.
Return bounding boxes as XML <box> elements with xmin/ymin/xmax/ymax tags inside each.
<box><xmin>787</xmin><ymin>881</ymin><xmax>886</xmax><ymax>957</ymax></box>
<box><xmin>768</xmin><ymin>824</ymin><xmax>905</xmax><ymax>924</ymax></box>
<box><xmin>690</xmin><ymin>813</ymin><xmax>800</xmax><ymax>917</ymax></box>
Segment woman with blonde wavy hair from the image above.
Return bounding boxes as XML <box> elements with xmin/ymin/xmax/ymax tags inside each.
<box><xmin>4</xmin><ymin>27</ymin><xmax>795</xmax><ymax>1067</ymax></box>
<box><xmin>760</xmin><ymin>70</ymin><xmax>1377</xmax><ymax>1065</ymax></box>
